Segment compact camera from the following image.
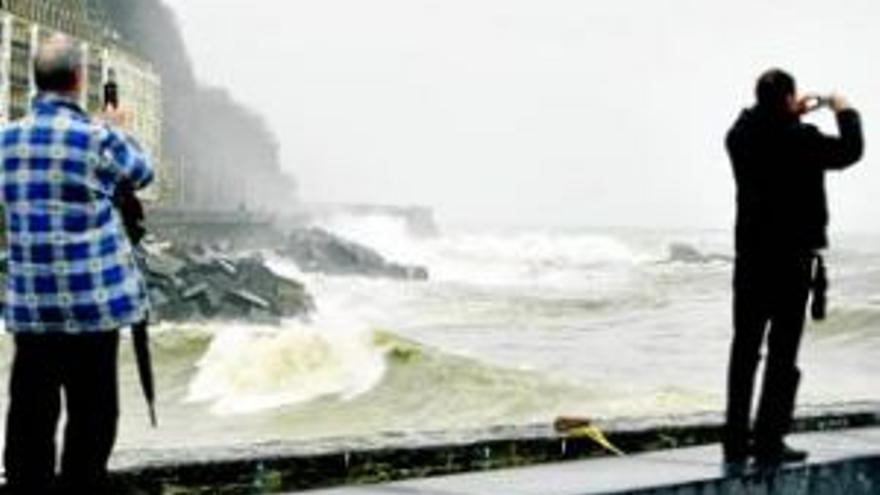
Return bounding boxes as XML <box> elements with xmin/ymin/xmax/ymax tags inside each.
<box><xmin>803</xmin><ymin>95</ymin><xmax>832</xmax><ymax>114</ymax></box>
<box><xmin>104</xmin><ymin>68</ymin><xmax>119</xmax><ymax>110</ymax></box>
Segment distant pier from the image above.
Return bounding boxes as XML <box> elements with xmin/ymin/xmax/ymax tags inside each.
<box><xmin>288</xmin><ymin>203</ymin><xmax>439</xmax><ymax>237</ymax></box>
<box><xmin>146</xmin><ymin>202</ymin><xmax>438</xmax><ymax>247</ymax></box>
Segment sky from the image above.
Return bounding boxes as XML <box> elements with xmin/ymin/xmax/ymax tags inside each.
<box><xmin>163</xmin><ymin>0</ymin><xmax>878</xmax><ymax>231</ymax></box>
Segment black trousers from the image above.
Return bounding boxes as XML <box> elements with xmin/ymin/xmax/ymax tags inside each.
<box><xmin>3</xmin><ymin>331</ymin><xmax>120</xmax><ymax>494</ymax></box>
<box><xmin>723</xmin><ymin>252</ymin><xmax>812</xmax><ymax>459</ymax></box>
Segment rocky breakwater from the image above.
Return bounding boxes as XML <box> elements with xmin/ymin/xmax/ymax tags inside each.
<box><xmin>282</xmin><ymin>228</ymin><xmax>429</xmax><ymax>280</ymax></box>
<box><xmin>142</xmin><ymin>243</ymin><xmax>315</xmax><ymax>323</ymax></box>
<box><xmin>0</xmin><ymin>226</ymin><xmax>427</xmax><ymax>323</ymax></box>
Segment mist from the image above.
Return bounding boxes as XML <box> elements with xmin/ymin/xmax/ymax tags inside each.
<box><xmin>164</xmin><ymin>0</ymin><xmax>877</xmax><ymax>231</ymax></box>
<box><xmin>88</xmin><ymin>0</ymin><xmax>297</xmax><ymax>211</ymax></box>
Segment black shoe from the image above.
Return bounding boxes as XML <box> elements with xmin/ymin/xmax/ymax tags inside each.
<box><xmin>721</xmin><ymin>438</ymin><xmax>752</xmax><ymax>477</ymax></box>
<box><xmin>779</xmin><ymin>443</ymin><xmax>808</xmax><ymax>462</ymax></box>
<box><xmin>754</xmin><ymin>442</ymin><xmax>808</xmax><ymax>468</ymax></box>
<box><xmin>723</xmin><ymin>459</ymin><xmax>749</xmax><ymax>477</ymax></box>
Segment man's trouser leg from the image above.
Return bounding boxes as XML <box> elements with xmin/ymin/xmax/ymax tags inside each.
<box><xmin>58</xmin><ymin>331</ymin><xmax>120</xmax><ymax>493</ymax></box>
<box><xmin>3</xmin><ymin>335</ymin><xmax>63</xmax><ymax>493</ymax></box>
<box><xmin>724</xmin><ymin>256</ymin><xmax>770</xmax><ymax>460</ymax></box>
<box><xmin>754</xmin><ymin>255</ymin><xmax>811</xmax><ymax>455</ymax></box>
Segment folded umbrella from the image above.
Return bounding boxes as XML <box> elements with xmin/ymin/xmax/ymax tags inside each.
<box><xmin>114</xmin><ymin>183</ymin><xmax>156</xmax><ymax>426</ymax></box>
<box><xmin>132</xmin><ymin>317</ymin><xmax>157</xmax><ymax>427</ymax></box>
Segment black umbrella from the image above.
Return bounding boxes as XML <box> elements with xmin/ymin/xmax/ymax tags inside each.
<box><xmin>132</xmin><ymin>317</ymin><xmax>157</xmax><ymax>427</ymax></box>
<box><xmin>107</xmin><ymin>77</ymin><xmax>156</xmax><ymax>427</ymax></box>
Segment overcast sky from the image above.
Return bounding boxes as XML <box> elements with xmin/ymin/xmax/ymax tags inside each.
<box><xmin>163</xmin><ymin>0</ymin><xmax>877</xmax><ymax>231</ymax></box>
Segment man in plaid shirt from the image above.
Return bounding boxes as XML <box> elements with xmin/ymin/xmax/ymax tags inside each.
<box><xmin>1</xmin><ymin>35</ymin><xmax>153</xmax><ymax>493</ymax></box>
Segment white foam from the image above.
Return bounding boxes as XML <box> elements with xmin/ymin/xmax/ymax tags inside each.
<box><xmin>317</xmin><ymin>214</ymin><xmax>644</xmax><ymax>290</ymax></box>
<box><xmin>186</xmin><ymin>313</ymin><xmax>387</xmax><ymax>416</ymax></box>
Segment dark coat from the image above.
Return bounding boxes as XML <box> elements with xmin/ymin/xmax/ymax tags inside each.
<box><xmin>726</xmin><ymin>108</ymin><xmax>863</xmax><ymax>255</ymax></box>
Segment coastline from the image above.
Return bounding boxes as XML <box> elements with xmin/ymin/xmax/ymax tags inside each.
<box><xmin>100</xmin><ymin>401</ymin><xmax>880</xmax><ymax>494</ymax></box>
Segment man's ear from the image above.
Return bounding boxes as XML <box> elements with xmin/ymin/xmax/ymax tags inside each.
<box><xmin>70</xmin><ymin>69</ymin><xmax>84</xmax><ymax>95</ymax></box>
<box><xmin>786</xmin><ymin>93</ymin><xmax>799</xmax><ymax>115</ymax></box>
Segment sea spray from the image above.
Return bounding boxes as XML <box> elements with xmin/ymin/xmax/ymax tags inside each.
<box><xmin>317</xmin><ymin>214</ymin><xmax>647</xmax><ymax>290</ymax></box>
<box><xmin>186</xmin><ymin>318</ymin><xmax>387</xmax><ymax>415</ymax></box>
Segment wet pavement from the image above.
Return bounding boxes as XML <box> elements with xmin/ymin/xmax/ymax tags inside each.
<box><xmin>299</xmin><ymin>427</ymin><xmax>880</xmax><ymax>494</ymax></box>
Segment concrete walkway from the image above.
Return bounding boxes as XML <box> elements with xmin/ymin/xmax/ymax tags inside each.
<box><xmin>300</xmin><ymin>427</ymin><xmax>880</xmax><ymax>494</ymax></box>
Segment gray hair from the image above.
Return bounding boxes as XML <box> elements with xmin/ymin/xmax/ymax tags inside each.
<box><xmin>34</xmin><ymin>34</ymin><xmax>84</xmax><ymax>94</ymax></box>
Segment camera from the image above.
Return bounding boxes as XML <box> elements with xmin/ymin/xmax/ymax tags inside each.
<box><xmin>104</xmin><ymin>68</ymin><xmax>119</xmax><ymax>110</ymax></box>
<box><xmin>803</xmin><ymin>95</ymin><xmax>832</xmax><ymax>114</ymax></box>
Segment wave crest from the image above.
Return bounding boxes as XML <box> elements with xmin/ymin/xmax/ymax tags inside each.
<box><xmin>318</xmin><ymin>214</ymin><xmax>643</xmax><ymax>289</ymax></box>
<box><xmin>186</xmin><ymin>320</ymin><xmax>388</xmax><ymax>415</ymax></box>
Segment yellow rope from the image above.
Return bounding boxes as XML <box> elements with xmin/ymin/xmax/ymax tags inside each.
<box><xmin>565</xmin><ymin>425</ymin><xmax>626</xmax><ymax>457</ymax></box>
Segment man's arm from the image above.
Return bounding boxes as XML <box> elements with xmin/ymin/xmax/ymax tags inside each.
<box><xmin>101</xmin><ymin>126</ymin><xmax>154</xmax><ymax>190</ymax></box>
<box><xmin>98</xmin><ymin>106</ymin><xmax>154</xmax><ymax>190</ymax></box>
<box><xmin>803</xmin><ymin>96</ymin><xmax>864</xmax><ymax>171</ymax></box>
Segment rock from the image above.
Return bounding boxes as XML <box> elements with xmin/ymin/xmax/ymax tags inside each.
<box><xmin>282</xmin><ymin>228</ymin><xmax>429</xmax><ymax>280</ymax></box>
<box><xmin>181</xmin><ymin>282</ymin><xmax>210</xmax><ymax>300</ymax></box>
<box><xmin>668</xmin><ymin>243</ymin><xmax>706</xmax><ymax>263</ymax></box>
<box><xmin>143</xmin><ymin>249</ymin><xmax>186</xmax><ymax>278</ymax></box>
<box><xmin>215</xmin><ymin>258</ymin><xmax>238</xmax><ymax>277</ymax></box>
<box><xmin>666</xmin><ymin>242</ymin><xmax>732</xmax><ymax>264</ymax></box>
<box><xmin>141</xmin><ymin>242</ymin><xmax>315</xmax><ymax>324</ymax></box>
<box><xmin>227</xmin><ymin>289</ymin><xmax>271</xmax><ymax>310</ymax></box>
<box><xmin>0</xmin><ymin>241</ymin><xmax>314</xmax><ymax>324</ymax></box>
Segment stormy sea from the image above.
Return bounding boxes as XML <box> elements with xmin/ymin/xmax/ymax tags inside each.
<box><xmin>0</xmin><ymin>216</ymin><xmax>877</xmax><ymax>457</ymax></box>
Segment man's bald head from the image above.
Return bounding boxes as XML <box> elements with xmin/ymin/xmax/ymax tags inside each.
<box><xmin>34</xmin><ymin>34</ymin><xmax>84</xmax><ymax>96</ymax></box>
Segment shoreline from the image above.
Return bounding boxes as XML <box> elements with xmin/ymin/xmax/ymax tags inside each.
<box><xmin>103</xmin><ymin>401</ymin><xmax>880</xmax><ymax>494</ymax></box>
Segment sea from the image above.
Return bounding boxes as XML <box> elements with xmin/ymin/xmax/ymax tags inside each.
<box><xmin>0</xmin><ymin>214</ymin><xmax>877</xmax><ymax>455</ymax></box>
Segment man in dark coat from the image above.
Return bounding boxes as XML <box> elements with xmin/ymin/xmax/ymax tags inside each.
<box><xmin>723</xmin><ymin>69</ymin><xmax>863</xmax><ymax>471</ymax></box>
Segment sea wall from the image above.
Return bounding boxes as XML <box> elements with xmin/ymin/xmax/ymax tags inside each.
<box><xmin>145</xmin><ymin>208</ymin><xmax>280</xmax><ymax>248</ymax></box>
<box><xmin>146</xmin><ymin>203</ymin><xmax>439</xmax><ymax>246</ymax></box>
<box><xmin>620</xmin><ymin>456</ymin><xmax>880</xmax><ymax>495</ymax></box>
<box><xmin>105</xmin><ymin>403</ymin><xmax>880</xmax><ymax>494</ymax></box>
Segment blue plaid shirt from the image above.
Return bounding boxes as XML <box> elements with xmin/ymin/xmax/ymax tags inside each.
<box><xmin>1</xmin><ymin>94</ymin><xmax>154</xmax><ymax>333</ymax></box>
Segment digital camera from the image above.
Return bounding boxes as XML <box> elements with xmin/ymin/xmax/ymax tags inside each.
<box><xmin>803</xmin><ymin>95</ymin><xmax>832</xmax><ymax>114</ymax></box>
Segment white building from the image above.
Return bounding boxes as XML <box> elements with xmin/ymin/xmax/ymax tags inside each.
<box><xmin>0</xmin><ymin>1</ymin><xmax>165</xmax><ymax>202</ymax></box>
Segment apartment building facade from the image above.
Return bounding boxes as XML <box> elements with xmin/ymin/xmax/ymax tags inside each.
<box><xmin>0</xmin><ymin>0</ymin><xmax>165</xmax><ymax>201</ymax></box>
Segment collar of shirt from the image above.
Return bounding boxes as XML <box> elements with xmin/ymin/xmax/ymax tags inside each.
<box><xmin>32</xmin><ymin>92</ymin><xmax>89</xmax><ymax>119</ymax></box>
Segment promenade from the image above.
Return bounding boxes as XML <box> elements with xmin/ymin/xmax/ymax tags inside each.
<box><xmin>301</xmin><ymin>427</ymin><xmax>880</xmax><ymax>494</ymax></box>
<box><xmin>92</xmin><ymin>405</ymin><xmax>879</xmax><ymax>493</ymax></box>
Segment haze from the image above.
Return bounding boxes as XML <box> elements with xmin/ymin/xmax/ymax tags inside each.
<box><xmin>164</xmin><ymin>0</ymin><xmax>877</xmax><ymax>231</ymax></box>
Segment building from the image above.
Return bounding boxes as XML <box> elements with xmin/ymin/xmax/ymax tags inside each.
<box><xmin>93</xmin><ymin>46</ymin><xmax>164</xmax><ymax>201</ymax></box>
<box><xmin>0</xmin><ymin>0</ymin><xmax>165</xmax><ymax>201</ymax></box>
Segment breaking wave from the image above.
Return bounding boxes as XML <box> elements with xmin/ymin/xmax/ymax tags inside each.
<box><xmin>316</xmin><ymin>214</ymin><xmax>647</xmax><ymax>290</ymax></box>
<box><xmin>185</xmin><ymin>320</ymin><xmax>387</xmax><ymax>415</ymax></box>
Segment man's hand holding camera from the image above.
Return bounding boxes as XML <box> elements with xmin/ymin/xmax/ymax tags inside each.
<box><xmin>98</xmin><ymin>103</ymin><xmax>130</xmax><ymax>129</ymax></box>
<box><xmin>797</xmin><ymin>92</ymin><xmax>852</xmax><ymax>115</ymax></box>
